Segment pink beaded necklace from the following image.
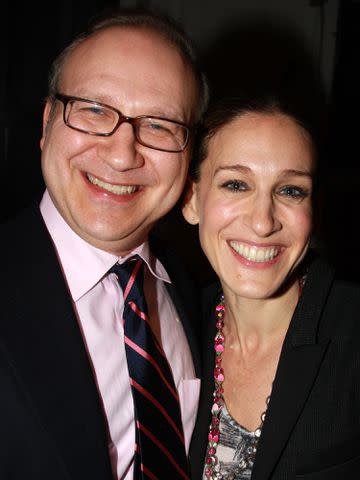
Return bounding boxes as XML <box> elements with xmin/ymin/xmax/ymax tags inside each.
<box><xmin>204</xmin><ymin>295</ymin><xmax>226</xmax><ymax>479</ymax></box>
<box><xmin>204</xmin><ymin>275</ymin><xmax>306</xmax><ymax>479</ymax></box>
<box><xmin>204</xmin><ymin>295</ymin><xmax>270</xmax><ymax>479</ymax></box>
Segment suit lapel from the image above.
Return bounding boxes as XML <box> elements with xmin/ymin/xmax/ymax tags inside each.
<box><xmin>150</xmin><ymin>236</ymin><xmax>201</xmax><ymax>377</ymax></box>
<box><xmin>2</xmin><ymin>207</ymin><xmax>114</xmax><ymax>479</ymax></box>
<box><xmin>252</xmin><ymin>256</ymin><xmax>335</xmax><ymax>480</ymax></box>
<box><xmin>165</xmin><ymin>281</ymin><xmax>201</xmax><ymax>376</ymax></box>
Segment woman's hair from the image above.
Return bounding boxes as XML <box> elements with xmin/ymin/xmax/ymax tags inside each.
<box><xmin>189</xmin><ymin>91</ymin><xmax>326</xmax><ymax>246</ymax></box>
<box><xmin>190</xmin><ymin>92</ymin><xmax>322</xmax><ymax>181</ymax></box>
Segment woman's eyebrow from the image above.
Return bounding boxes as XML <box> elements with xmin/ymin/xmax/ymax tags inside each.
<box><xmin>279</xmin><ymin>169</ymin><xmax>313</xmax><ymax>179</ymax></box>
<box><xmin>214</xmin><ymin>164</ymin><xmax>251</xmax><ymax>175</ymax></box>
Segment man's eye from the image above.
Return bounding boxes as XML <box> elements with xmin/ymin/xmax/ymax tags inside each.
<box><xmin>149</xmin><ymin>122</ymin><xmax>164</xmax><ymax>130</ymax></box>
<box><xmin>84</xmin><ymin>106</ymin><xmax>106</xmax><ymax>115</ymax></box>
<box><xmin>147</xmin><ymin>121</ymin><xmax>171</xmax><ymax>134</ymax></box>
<box><xmin>73</xmin><ymin>101</ymin><xmax>107</xmax><ymax>116</ymax></box>
<box><xmin>221</xmin><ymin>180</ymin><xmax>248</xmax><ymax>192</ymax></box>
<box><xmin>279</xmin><ymin>186</ymin><xmax>309</xmax><ymax>200</ymax></box>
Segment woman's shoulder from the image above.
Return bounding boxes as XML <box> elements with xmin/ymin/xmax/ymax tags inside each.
<box><xmin>325</xmin><ymin>276</ymin><xmax>360</xmax><ymax>329</ymax></box>
<box><xmin>309</xmin><ymin>251</ymin><xmax>360</xmax><ymax>305</ymax></box>
<box><xmin>305</xmin><ymin>250</ymin><xmax>360</xmax><ymax>296</ymax></box>
<box><xmin>307</xmin><ymin>252</ymin><xmax>360</xmax><ymax>339</ymax></box>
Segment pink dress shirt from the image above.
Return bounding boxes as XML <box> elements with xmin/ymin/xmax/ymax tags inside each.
<box><xmin>40</xmin><ymin>190</ymin><xmax>200</xmax><ymax>479</ymax></box>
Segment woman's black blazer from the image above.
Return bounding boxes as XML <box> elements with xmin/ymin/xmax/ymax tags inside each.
<box><xmin>189</xmin><ymin>253</ymin><xmax>360</xmax><ymax>479</ymax></box>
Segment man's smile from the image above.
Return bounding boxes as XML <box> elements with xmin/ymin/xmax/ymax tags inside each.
<box><xmin>86</xmin><ymin>173</ymin><xmax>139</xmax><ymax>195</ymax></box>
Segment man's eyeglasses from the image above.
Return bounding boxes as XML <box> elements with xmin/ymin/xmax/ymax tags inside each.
<box><xmin>54</xmin><ymin>93</ymin><xmax>191</xmax><ymax>153</ymax></box>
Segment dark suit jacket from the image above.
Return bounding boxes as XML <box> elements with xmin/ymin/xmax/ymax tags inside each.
<box><xmin>0</xmin><ymin>205</ymin><xmax>201</xmax><ymax>479</ymax></box>
<box><xmin>189</xmin><ymin>253</ymin><xmax>360</xmax><ymax>479</ymax></box>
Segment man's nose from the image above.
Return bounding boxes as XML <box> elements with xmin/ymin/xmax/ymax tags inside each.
<box><xmin>97</xmin><ymin>122</ymin><xmax>144</xmax><ymax>171</ymax></box>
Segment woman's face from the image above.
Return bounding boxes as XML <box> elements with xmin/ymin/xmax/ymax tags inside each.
<box><xmin>183</xmin><ymin>112</ymin><xmax>314</xmax><ymax>300</ymax></box>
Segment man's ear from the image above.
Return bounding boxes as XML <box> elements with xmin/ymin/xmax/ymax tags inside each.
<box><xmin>40</xmin><ymin>100</ymin><xmax>53</xmax><ymax>150</ymax></box>
<box><xmin>182</xmin><ymin>177</ymin><xmax>200</xmax><ymax>225</ymax></box>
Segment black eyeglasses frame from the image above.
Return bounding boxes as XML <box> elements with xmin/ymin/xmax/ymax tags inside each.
<box><xmin>54</xmin><ymin>93</ymin><xmax>191</xmax><ymax>153</ymax></box>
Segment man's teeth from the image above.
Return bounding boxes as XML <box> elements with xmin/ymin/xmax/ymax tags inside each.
<box><xmin>230</xmin><ymin>242</ymin><xmax>279</xmax><ymax>262</ymax></box>
<box><xmin>87</xmin><ymin>174</ymin><xmax>137</xmax><ymax>194</ymax></box>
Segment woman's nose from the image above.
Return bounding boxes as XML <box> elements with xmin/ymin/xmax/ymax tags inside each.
<box><xmin>246</xmin><ymin>194</ymin><xmax>282</xmax><ymax>237</ymax></box>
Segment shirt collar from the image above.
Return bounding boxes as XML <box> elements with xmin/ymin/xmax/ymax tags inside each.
<box><xmin>40</xmin><ymin>190</ymin><xmax>171</xmax><ymax>302</ymax></box>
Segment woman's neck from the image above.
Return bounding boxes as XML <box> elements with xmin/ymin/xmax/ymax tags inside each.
<box><xmin>222</xmin><ymin>280</ymin><xmax>300</xmax><ymax>355</ymax></box>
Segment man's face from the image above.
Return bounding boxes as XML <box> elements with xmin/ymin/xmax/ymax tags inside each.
<box><xmin>40</xmin><ymin>27</ymin><xmax>198</xmax><ymax>255</ymax></box>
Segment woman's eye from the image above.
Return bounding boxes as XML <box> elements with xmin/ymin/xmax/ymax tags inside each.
<box><xmin>221</xmin><ymin>180</ymin><xmax>248</xmax><ymax>192</ymax></box>
<box><xmin>279</xmin><ymin>185</ymin><xmax>309</xmax><ymax>200</ymax></box>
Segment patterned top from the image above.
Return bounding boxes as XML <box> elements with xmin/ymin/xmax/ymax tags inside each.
<box><xmin>203</xmin><ymin>405</ymin><xmax>258</xmax><ymax>479</ymax></box>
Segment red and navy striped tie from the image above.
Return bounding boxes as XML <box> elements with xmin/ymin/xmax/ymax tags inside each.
<box><xmin>111</xmin><ymin>256</ymin><xmax>190</xmax><ymax>479</ymax></box>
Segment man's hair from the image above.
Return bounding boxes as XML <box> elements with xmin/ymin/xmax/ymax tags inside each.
<box><xmin>47</xmin><ymin>8</ymin><xmax>209</xmax><ymax>123</ymax></box>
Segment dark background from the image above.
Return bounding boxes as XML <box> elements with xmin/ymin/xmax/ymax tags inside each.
<box><xmin>1</xmin><ymin>0</ymin><xmax>359</xmax><ymax>284</ymax></box>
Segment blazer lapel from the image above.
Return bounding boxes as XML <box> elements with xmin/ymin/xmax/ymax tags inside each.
<box><xmin>252</xmin><ymin>343</ymin><xmax>329</xmax><ymax>480</ymax></box>
<box><xmin>252</xmin><ymin>257</ymin><xmax>335</xmax><ymax>480</ymax></box>
<box><xmin>2</xmin><ymin>207</ymin><xmax>114</xmax><ymax>479</ymax></box>
<box><xmin>189</xmin><ymin>283</ymin><xmax>221</xmax><ymax>478</ymax></box>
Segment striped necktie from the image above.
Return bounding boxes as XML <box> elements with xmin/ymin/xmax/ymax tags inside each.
<box><xmin>111</xmin><ymin>256</ymin><xmax>190</xmax><ymax>479</ymax></box>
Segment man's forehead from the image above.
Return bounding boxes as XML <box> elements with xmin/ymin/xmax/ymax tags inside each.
<box><xmin>63</xmin><ymin>26</ymin><xmax>186</xmax><ymax>86</ymax></box>
<box><xmin>61</xmin><ymin>26</ymin><xmax>198</xmax><ymax>123</ymax></box>
<box><xmin>76</xmin><ymin>25</ymin><xmax>174</xmax><ymax>58</ymax></box>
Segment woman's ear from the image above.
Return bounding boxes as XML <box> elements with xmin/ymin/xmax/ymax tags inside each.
<box><xmin>182</xmin><ymin>176</ymin><xmax>200</xmax><ymax>225</ymax></box>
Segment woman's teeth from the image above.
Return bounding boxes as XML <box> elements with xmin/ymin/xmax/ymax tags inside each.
<box><xmin>230</xmin><ymin>241</ymin><xmax>279</xmax><ymax>262</ymax></box>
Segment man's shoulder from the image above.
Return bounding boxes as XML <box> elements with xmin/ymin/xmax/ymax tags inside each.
<box><xmin>149</xmin><ymin>232</ymin><xmax>199</xmax><ymax>295</ymax></box>
<box><xmin>0</xmin><ymin>203</ymin><xmax>43</xmax><ymax>237</ymax></box>
<box><xmin>0</xmin><ymin>204</ymin><xmax>55</xmax><ymax>272</ymax></box>
<box><xmin>149</xmin><ymin>234</ymin><xmax>186</xmax><ymax>275</ymax></box>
